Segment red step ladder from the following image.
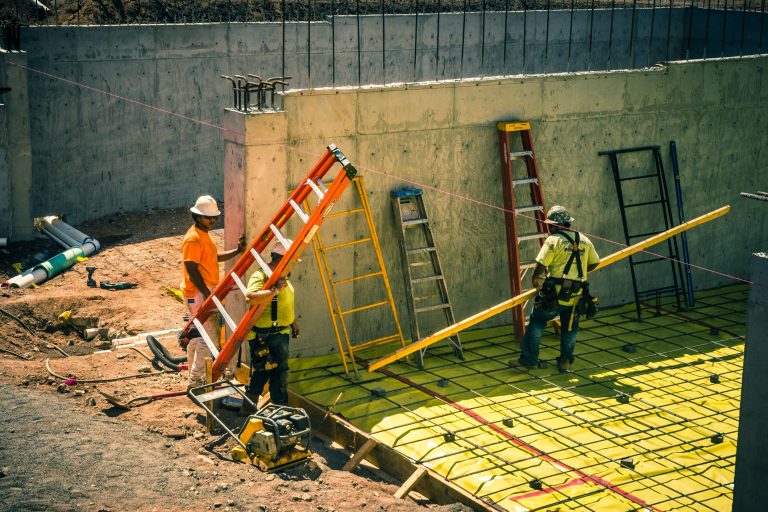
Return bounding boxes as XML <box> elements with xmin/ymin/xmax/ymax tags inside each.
<box><xmin>496</xmin><ymin>122</ymin><xmax>549</xmax><ymax>342</ymax></box>
<box><xmin>179</xmin><ymin>145</ymin><xmax>357</xmax><ymax>382</ymax></box>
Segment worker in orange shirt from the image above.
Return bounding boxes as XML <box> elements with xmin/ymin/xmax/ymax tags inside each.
<box><xmin>181</xmin><ymin>195</ymin><xmax>245</xmax><ymax>387</ymax></box>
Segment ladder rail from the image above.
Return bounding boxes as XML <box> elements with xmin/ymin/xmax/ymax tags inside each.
<box><xmin>209</xmin><ymin>155</ymin><xmax>357</xmax><ymax>381</ymax></box>
<box><xmin>180</xmin><ymin>146</ymin><xmax>339</xmax><ymax>336</ymax></box>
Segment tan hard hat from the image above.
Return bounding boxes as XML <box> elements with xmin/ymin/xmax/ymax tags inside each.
<box><xmin>190</xmin><ymin>195</ymin><xmax>221</xmax><ymax>216</ymax></box>
<box><xmin>544</xmin><ymin>205</ymin><xmax>574</xmax><ymax>225</ymax></box>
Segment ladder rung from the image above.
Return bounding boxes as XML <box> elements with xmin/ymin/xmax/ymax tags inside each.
<box><xmin>628</xmin><ymin>230</ymin><xmax>664</xmax><ymax>239</ymax></box>
<box><xmin>631</xmin><ymin>256</ymin><xmax>669</xmax><ymax>266</ymax></box>
<box><xmin>289</xmin><ymin>199</ymin><xmax>309</xmax><ymax>223</ymax></box>
<box><xmin>520</xmin><ymin>260</ymin><xmax>538</xmax><ymax>269</ymax></box>
<box><xmin>270</xmin><ymin>225</ymin><xmax>291</xmax><ymax>250</ymax></box>
<box><xmin>340</xmin><ymin>301</ymin><xmax>389</xmax><ymax>316</ymax></box>
<box><xmin>407</xmin><ymin>247</ymin><xmax>437</xmax><ymax>255</ymax></box>
<box><xmin>192</xmin><ymin>318</ymin><xmax>220</xmax><ymax>358</ymax></box>
<box><xmin>512</xmin><ymin>177</ymin><xmax>538</xmax><ymax>186</ymax></box>
<box><xmin>212</xmin><ymin>295</ymin><xmax>237</xmax><ymax>331</ymax></box>
<box><xmin>350</xmin><ymin>334</ymin><xmax>402</xmax><ymax>351</ymax></box>
<box><xmin>327</xmin><ymin>208</ymin><xmax>364</xmax><ymax>219</ymax></box>
<box><xmin>415</xmin><ymin>303</ymin><xmax>452</xmax><ymax>313</ymax></box>
<box><xmin>509</xmin><ymin>150</ymin><xmax>533</xmax><ymax>160</ymax></box>
<box><xmin>518</xmin><ymin>232</ymin><xmax>548</xmax><ymax>241</ymax></box>
<box><xmin>411</xmin><ymin>275</ymin><xmax>444</xmax><ymax>284</ymax></box>
<box><xmin>409</xmin><ymin>261</ymin><xmax>432</xmax><ymax>267</ymax></box>
<box><xmin>306</xmin><ymin>178</ymin><xmax>326</xmax><ymax>200</ymax></box>
<box><xmin>250</xmin><ymin>248</ymin><xmax>272</xmax><ymax>277</ymax></box>
<box><xmin>403</xmin><ymin>219</ymin><xmax>429</xmax><ymax>226</ymax></box>
<box><xmin>619</xmin><ymin>173</ymin><xmax>658</xmax><ymax>181</ymax></box>
<box><xmin>514</xmin><ymin>205</ymin><xmax>544</xmax><ymax>214</ymax></box>
<box><xmin>624</xmin><ymin>200</ymin><xmax>664</xmax><ymax>208</ymax></box>
<box><xmin>333</xmin><ymin>271</ymin><xmax>384</xmax><ymax>285</ymax></box>
<box><xmin>323</xmin><ymin>237</ymin><xmax>371</xmax><ymax>251</ymax></box>
<box><xmin>231</xmin><ymin>273</ymin><xmax>249</xmax><ymax>296</ymax></box>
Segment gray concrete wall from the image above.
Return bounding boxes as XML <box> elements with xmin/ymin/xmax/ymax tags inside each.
<box><xmin>0</xmin><ymin>50</ymin><xmax>34</xmax><ymax>241</ymax></box>
<box><xmin>233</xmin><ymin>56</ymin><xmax>768</xmax><ymax>356</ymax></box>
<box><xmin>12</xmin><ymin>8</ymin><xmax>764</xmax><ymax>230</ymax></box>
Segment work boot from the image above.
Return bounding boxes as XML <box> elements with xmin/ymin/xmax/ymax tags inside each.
<box><xmin>238</xmin><ymin>390</ymin><xmax>260</xmax><ymax>416</ymax></box>
<box><xmin>558</xmin><ymin>359</ymin><xmax>571</xmax><ymax>373</ymax></box>
<box><xmin>508</xmin><ymin>359</ymin><xmax>535</xmax><ymax>370</ymax></box>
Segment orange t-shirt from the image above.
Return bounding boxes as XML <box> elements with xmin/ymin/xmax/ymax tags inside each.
<box><xmin>181</xmin><ymin>225</ymin><xmax>219</xmax><ymax>297</ymax></box>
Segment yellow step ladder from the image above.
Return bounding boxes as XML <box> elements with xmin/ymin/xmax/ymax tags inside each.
<box><xmin>304</xmin><ymin>177</ymin><xmax>405</xmax><ymax>378</ymax></box>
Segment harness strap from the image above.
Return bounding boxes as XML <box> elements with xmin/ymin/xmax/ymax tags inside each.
<box><xmin>555</xmin><ymin>231</ymin><xmax>584</xmax><ymax>280</ymax></box>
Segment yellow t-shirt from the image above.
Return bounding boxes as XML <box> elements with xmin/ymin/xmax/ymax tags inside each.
<box><xmin>180</xmin><ymin>225</ymin><xmax>219</xmax><ymax>297</ymax></box>
<box><xmin>247</xmin><ymin>270</ymin><xmax>295</xmax><ymax>334</ymax></box>
<box><xmin>535</xmin><ymin>231</ymin><xmax>600</xmax><ymax>305</ymax></box>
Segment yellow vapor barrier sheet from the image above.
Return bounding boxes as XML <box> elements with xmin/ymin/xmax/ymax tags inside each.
<box><xmin>289</xmin><ymin>286</ymin><xmax>745</xmax><ymax>511</ymax></box>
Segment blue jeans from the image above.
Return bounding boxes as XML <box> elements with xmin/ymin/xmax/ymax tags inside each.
<box><xmin>519</xmin><ymin>304</ymin><xmax>580</xmax><ymax>366</ymax></box>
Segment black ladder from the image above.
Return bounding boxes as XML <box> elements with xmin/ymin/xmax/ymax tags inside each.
<box><xmin>391</xmin><ymin>188</ymin><xmax>464</xmax><ymax>368</ymax></box>
<box><xmin>599</xmin><ymin>145</ymin><xmax>686</xmax><ymax>318</ymax></box>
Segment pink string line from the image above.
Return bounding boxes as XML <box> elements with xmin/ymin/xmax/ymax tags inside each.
<box><xmin>9</xmin><ymin>60</ymin><xmax>758</xmax><ymax>288</ymax></box>
<box><xmin>6</xmin><ymin>60</ymin><xmax>239</xmax><ymax>135</ymax></box>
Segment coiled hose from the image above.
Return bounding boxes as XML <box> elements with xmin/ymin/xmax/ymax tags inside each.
<box><xmin>146</xmin><ymin>334</ymin><xmax>186</xmax><ymax>372</ymax></box>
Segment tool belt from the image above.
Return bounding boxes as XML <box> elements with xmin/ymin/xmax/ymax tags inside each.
<box><xmin>536</xmin><ymin>277</ymin><xmax>598</xmax><ymax>319</ymax></box>
<box><xmin>252</xmin><ymin>325</ymin><xmax>290</xmax><ymax>335</ymax></box>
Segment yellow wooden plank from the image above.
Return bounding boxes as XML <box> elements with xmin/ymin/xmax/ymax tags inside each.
<box><xmin>367</xmin><ymin>205</ymin><xmax>730</xmax><ymax>372</ymax></box>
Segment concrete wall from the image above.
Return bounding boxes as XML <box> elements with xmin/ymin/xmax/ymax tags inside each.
<box><xmin>10</xmin><ymin>8</ymin><xmax>764</xmax><ymax>232</ymax></box>
<box><xmin>0</xmin><ymin>50</ymin><xmax>34</xmax><ymax>241</ymax></box>
<box><xmin>229</xmin><ymin>56</ymin><xmax>768</xmax><ymax>356</ymax></box>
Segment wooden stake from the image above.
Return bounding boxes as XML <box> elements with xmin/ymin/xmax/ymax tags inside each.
<box><xmin>342</xmin><ymin>437</ymin><xmax>378</xmax><ymax>471</ymax></box>
<box><xmin>394</xmin><ymin>467</ymin><xmax>427</xmax><ymax>499</ymax></box>
<box><xmin>368</xmin><ymin>205</ymin><xmax>731</xmax><ymax>372</ymax></box>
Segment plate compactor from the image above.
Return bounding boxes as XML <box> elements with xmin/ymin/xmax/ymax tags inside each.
<box><xmin>188</xmin><ymin>381</ymin><xmax>312</xmax><ymax>472</ymax></box>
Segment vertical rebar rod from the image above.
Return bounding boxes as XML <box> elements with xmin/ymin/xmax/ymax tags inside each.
<box><xmin>545</xmin><ymin>0</ymin><xmax>551</xmax><ymax>67</ymax></box>
<box><xmin>503</xmin><ymin>0</ymin><xmax>509</xmax><ymax>71</ymax></box>
<box><xmin>381</xmin><ymin>0</ymin><xmax>386</xmax><ymax>85</ymax></box>
<box><xmin>588</xmin><ymin>0</ymin><xmax>595</xmax><ymax>70</ymax></box>
<box><xmin>704</xmin><ymin>0</ymin><xmax>711</xmax><ymax>57</ymax></box>
<box><xmin>436</xmin><ymin>0</ymin><xmax>442</xmax><ymax>80</ymax></box>
<box><xmin>739</xmin><ymin>0</ymin><xmax>747</xmax><ymax>55</ymax></box>
<box><xmin>722</xmin><ymin>0</ymin><xmax>729</xmax><ymax>56</ymax></box>
<box><xmin>645</xmin><ymin>0</ymin><xmax>656</xmax><ymax>66</ymax></box>
<box><xmin>307</xmin><ymin>0</ymin><xmax>312</xmax><ymax>87</ymax></box>
<box><xmin>567</xmin><ymin>0</ymin><xmax>574</xmax><ymax>71</ymax></box>
<box><xmin>629</xmin><ymin>0</ymin><xmax>637</xmax><ymax>64</ymax></box>
<box><xmin>282</xmin><ymin>0</ymin><xmax>287</xmax><ymax>86</ymax></box>
<box><xmin>523</xmin><ymin>1</ymin><xmax>528</xmax><ymax>72</ymax></box>
<box><xmin>760</xmin><ymin>0</ymin><xmax>766</xmax><ymax>52</ymax></box>
<box><xmin>356</xmin><ymin>0</ymin><xmax>361</xmax><ymax>86</ymax></box>
<box><xmin>480</xmin><ymin>0</ymin><xmax>486</xmax><ymax>77</ymax></box>
<box><xmin>414</xmin><ymin>0</ymin><xmax>419</xmax><ymax>82</ymax></box>
<box><xmin>460</xmin><ymin>0</ymin><xmax>467</xmax><ymax>79</ymax></box>
<box><xmin>686</xmin><ymin>0</ymin><xmax>694</xmax><ymax>59</ymax></box>
<box><xmin>667</xmin><ymin>0</ymin><xmax>673</xmax><ymax>61</ymax></box>
<box><xmin>608</xmin><ymin>0</ymin><xmax>616</xmax><ymax>69</ymax></box>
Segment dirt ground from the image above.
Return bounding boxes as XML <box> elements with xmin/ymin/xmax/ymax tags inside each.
<box><xmin>0</xmin><ymin>208</ymin><xmax>470</xmax><ymax>512</ymax></box>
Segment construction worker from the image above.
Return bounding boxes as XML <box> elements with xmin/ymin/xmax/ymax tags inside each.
<box><xmin>509</xmin><ymin>205</ymin><xmax>600</xmax><ymax>373</ymax></box>
<box><xmin>181</xmin><ymin>195</ymin><xmax>246</xmax><ymax>387</ymax></box>
<box><xmin>241</xmin><ymin>240</ymin><xmax>300</xmax><ymax>411</ymax></box>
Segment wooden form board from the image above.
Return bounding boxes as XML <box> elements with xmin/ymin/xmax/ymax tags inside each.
<box><xmin>288</xmin><ymin>391</ymin><xmax>498</xmax><ymax>511</ymax></box>
<box><xmin>367</xmin><ymin>205</ymin><xmax>731</xmax><ymax>372</ymax></box>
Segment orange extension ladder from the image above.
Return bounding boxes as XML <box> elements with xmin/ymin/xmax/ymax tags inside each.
<box><xmin>496</xmin><ymin>122</ymin><xmax>549</xmax><ymax>342</ymax></box>
<box><xmin>179</xmin><ymin>145</ymin><xmax>357</xmax><ymax>382</ymax></box>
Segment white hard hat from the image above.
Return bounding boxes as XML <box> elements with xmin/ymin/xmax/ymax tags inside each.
<box><xmin>270</xmin><ymin>239</ymin><xmax>301</xmax><ymax>262</ymax></box>
<box><xmin>190</xmin><ymin>195</ymin><xmax>221</xmax><ymax>216</ymax></box>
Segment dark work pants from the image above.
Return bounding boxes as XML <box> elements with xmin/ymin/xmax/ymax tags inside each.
<box><xmin>246</xmin><ymin>332</ymin><xmax>290</xmax><ymax>405</ymax></box>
